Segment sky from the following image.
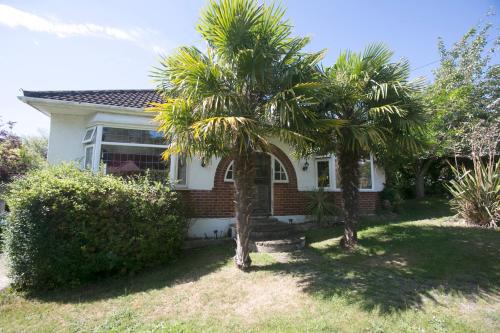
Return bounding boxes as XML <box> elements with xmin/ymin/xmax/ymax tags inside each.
<box><xmin>0</xmin><ymin>0</ymin><xmax>498</xmax><ymax>136</ymax></box>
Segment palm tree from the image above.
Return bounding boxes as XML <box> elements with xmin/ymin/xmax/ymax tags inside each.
<box><xmin>316</xmin><ymin>44</ymin><xmax>424</xmax><ymax>249</ymax></box>
<box><xmin>149</xmin><ymin>0</ymin><xmax>324</xmax><ymax>270</ymax></box>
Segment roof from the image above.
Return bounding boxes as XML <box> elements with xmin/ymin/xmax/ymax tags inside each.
<box><xmin>22</xmin><ymin>89</ymin><xmax>164</xmax><ymax>109</ymax></box>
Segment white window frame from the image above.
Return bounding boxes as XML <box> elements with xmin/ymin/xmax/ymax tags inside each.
<box><xmin>175</xmin><ymin>154</ymin><xmax>188</xmax><ymax>188</ymax></box>
<box><xmin>272</xmin><ymin>156</ymin><xmax>288</xmax><ymax>183</ymax></box>
<box><xmin>224</xmin><ymin>161</ymin><xmax>234</xmax><ymax>182</ymax></box>
<box><xmin>333</xmin><ymin>155</ymin><xmax>375</xmax><ymax>191</ymax></box>
<box><xmin>316</xmin><ymin>158</ymin><xmax>332</xmax><ymax>189</ymax></box>
<box><xmin>82</xmin><ymin>127</ymin><xmax>96</xmax><ymax>144</ymax></box>
<box><xmin>223</xmin><ymin>155</ymin><xmax>289</xmax><ymax>184</ymax></box>
<box><xmin>89</xmin><ymin>125</ymin><xmax>174</xmax><ymax>181</ymax></box>
<box><xmin>84</xmin><ymin>144</ymin><xmax>94</xmax><ymax>170</ymax></box>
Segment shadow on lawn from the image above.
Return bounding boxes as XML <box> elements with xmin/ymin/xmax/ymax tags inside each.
<box><xmin>256</xmin><ymin>201</ymin><xmax>500</xmax><ymax>314</ymax></box>
<box><xmin>26</xmin><ymin>243</ymin><xmax>234</xmax><ymax>304</ymax></box>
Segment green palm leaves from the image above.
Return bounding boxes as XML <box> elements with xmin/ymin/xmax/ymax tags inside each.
<box><xmin>149</xmin><ymin>0</ymin><xmax>323</xmax><ymax>159</ymax></box>
<box><xmin>318</xmin><ymin>43</ymin><xmax>424</xmax><ymax>154</ymax></box>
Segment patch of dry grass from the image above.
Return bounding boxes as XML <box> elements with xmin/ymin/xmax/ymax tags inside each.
<box><xmin>0</xmin><ymin>199</ymin><xmax>499</xmax><ymax>332</ymax></box>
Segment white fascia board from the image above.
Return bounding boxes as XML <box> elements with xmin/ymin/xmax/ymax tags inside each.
<box><xmin>18</xmin><ymin>96</ymin><xmax>156</xmax><ymax>118</ymax></box>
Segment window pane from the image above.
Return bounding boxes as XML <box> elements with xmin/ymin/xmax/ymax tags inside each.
<box><xmin>335</xmin><ymin>157</ymin><xmax>372</xmax><ymax>189</ymax></box>
<box><xmin>177</xmin><ymin>155</ymin><xmax>187</xmax><ymax>185</ymax></box>
<box><xmin>274</xmin><ymin>159</ymin><xmax>287</xmax><ymax>181</ymax></box>
<box><xmin>317</xmin><ymin>160</ymin><xmax>330</xmax><ymax>187</ymax></box>
<box><xmin>84</xmin><ymin>146</ymin><xmax>93</xmax><ymax>169</ymax></box>
<box><xmin>102</xmin><ymin>127</ymin><xmax>166</xmax><ymax>145</ymax></box>
<box><xmin>83</xmin><ymin>128</ymin><xmax>95</xmax><ymax>143</ymax></box>
<box><xmin>101</xmin><ymin>145</ymin><xmax>169</xmax><ymax>180</ymax></box>
<box><xmin>359</xmin><ymin>158</ymin><xmax>372</xmax><ymax>189</ymax></box>
<box><xmin>225</xmin><ymin>162</ymin><xmax>233</xmax><ymax>180</ymax></box>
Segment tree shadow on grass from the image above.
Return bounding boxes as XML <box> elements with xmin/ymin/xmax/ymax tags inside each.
<box><xmin>257</xmin><ymin>221</ymin><xmax>500</xmax><ymax>314</ymax></box>
<box><xmin>306</xmin><ymin>198</ymin><xmax>453</xmax><ymax>244</ymax></box>
<box><xmin>24</xmin><ymin>243</ymin><xmax>234</xmax><ymax>304</ymax></box>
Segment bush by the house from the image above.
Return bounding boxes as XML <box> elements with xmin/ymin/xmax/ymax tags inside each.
<box><xmin>4</xmin><ymin>164</ymin><xmax>186</xmax><ymax>291</ymax></box>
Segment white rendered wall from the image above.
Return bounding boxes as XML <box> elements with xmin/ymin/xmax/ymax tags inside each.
<box><xmin>47</xmin><ymin>114</ymin><xmax>88</xmax><ymax>166</ymax></box>
<box><xmin>42</xmin><ymin>105</ymin><xmax>385</xmax><ymax>192</ymax></box>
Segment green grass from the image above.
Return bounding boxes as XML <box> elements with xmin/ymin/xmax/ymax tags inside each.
<box><xmin>1</xmin><ymin>198</ymin><xmax>499</xmax><ymax>332</ymax></box>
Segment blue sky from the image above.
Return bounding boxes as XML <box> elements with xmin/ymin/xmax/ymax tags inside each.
<box><xmin>0</xmin><ymin>0</ymin><xmax>498</xmax><ymax>136</ymax></box>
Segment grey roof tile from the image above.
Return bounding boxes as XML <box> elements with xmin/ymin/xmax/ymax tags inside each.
<box><xmin>22</xmin><ymin>89</ymin><xmax>163</xmax><ymax>109</ymax></box>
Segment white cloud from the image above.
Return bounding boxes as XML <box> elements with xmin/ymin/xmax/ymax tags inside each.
<box><xmin>0</xmin><ymin>4</ymin><xmax>139</xmax><ymax>41</ymax></box>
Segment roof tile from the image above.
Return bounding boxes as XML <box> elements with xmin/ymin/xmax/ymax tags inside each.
<box><xmin>22</xmin><ymin>89</ymin><xmax>163</xmax><ymax>109</ymax></box>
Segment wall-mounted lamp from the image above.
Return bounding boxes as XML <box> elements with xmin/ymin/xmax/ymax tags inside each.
<box><xmin>302</xmin><ymin>161</ymin><xmax>309</xmax><ymax>171</ymax></box>
<box><xmin>201</xmin><ymin>157</ymin><xmax>208</xmax><ymax>167</ymax></box>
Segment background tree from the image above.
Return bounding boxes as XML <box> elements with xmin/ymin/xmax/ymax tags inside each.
<box><xmin>149</xmin><ymin>0</ymin><xmax>324</xmax><ymax>269</ymax></box>
<box><xmin>412</xmin><ymin>20</ymin><xmax>498</xmax><ymax>198</ymax></box>
<box><xmin>0</xmin><ymin>119</ymin><xmax>30</xmax><ymax>183</ymax></box>
<box><xmin>316</xmin><ymin>44</ymin><xmax>424</xmax><ymax>249</ymax></box>
<box><xmin>0</xmin><ymin>118</ymin><xmax>47</xmax><ymax>187</ymax></box>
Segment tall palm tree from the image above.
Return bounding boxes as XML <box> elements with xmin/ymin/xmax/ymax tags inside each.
<box><xmin>316</xmin><ymin>44</ymin><xmax>424</xmax><ymax>249</ymax></box>
<box><xmin>149</xmin><ymin>0</ymin><xmax>324</xmax><ymax>270</ymax></box>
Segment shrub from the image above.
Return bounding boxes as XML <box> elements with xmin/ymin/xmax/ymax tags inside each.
<box><xmin>307</xmin><ymin>188</ymin><xmax>338</xmax><ymax>225</ymax></box>
<box><xmin>379</xmin><ymin>184</ymin><xmax>403</xmax><ymax>212</ymax></box>
<box><xmin>4</xmin><ymin>164</ymin><xmax>186</xmax><ymax>291</ymax></box>
<box><xmin>446</xmin><ymin>157</ymin><xmax>499</xmax><ymax>227</ymax></box>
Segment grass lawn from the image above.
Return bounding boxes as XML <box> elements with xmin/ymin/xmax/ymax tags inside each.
<box><xmin>1</xmin><ymin>199</ymin><xmax>499</xmax><ymax>332</ymax></box>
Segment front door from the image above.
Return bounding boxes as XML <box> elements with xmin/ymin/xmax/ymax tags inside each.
<box><xmin>253</xmin><ymin>153</ymin><xmax>271</xmax><ymax>216</ymax></box>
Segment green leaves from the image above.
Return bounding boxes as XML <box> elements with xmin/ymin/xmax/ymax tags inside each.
<box><xmin>446</xmin><ymin>158</ymin><xmax>500</xmax><ymax>227</ymax></box>
<box><xmin>151</xmin><ymin>0</ymin><xmax>322</xmax><ymax>161</ymax></box>
<box><xmin>317</xmin><ymin>43</ymin><xmax>424</xmax><ymax>156</ymax></box>
<box><xmin>5</xmin><ymin>164</ymin><xmax>186</xmax><ymax>291</ymax></box>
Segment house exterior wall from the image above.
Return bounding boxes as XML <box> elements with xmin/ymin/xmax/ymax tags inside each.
<box><xmin>48</xmin><ymin>113</ymin><xmax>88</xmax><ymax>165</ymax></box>
<box><xmin>25</xmin><ymin>101</ymin><xmax>385</xmax><ymax>238</ymax></box>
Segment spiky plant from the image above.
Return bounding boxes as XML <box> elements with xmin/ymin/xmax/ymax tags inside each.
<box><xmin>447</xmin><ymin>156</ymin><xmax>500</xmax><ymax>227</ymax></box>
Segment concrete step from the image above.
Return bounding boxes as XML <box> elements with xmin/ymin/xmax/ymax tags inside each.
<box><xmin>250</xmin><ymin>229</ymin><xmax>302</xmax><ymax>240</ymax></box>
<box><xmin>253</xmin><ymin>236</ymin><xmax>306</xmax><ymax>253</ymax></box>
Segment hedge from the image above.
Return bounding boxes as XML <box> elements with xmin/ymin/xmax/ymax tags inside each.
<box><xmin>4</xmin><ymin>164</ymin><xmax>186</xmax><ymax>291</ymax></box>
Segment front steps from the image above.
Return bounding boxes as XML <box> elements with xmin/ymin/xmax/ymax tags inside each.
<box><xmin>230</xmin><ymin>216</ymin><xmax>307</xmax><ymax>253</ymax></box>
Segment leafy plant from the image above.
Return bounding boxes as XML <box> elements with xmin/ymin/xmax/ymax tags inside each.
<box><xmin>4</xmin><ymin>163</ymin><xmax>186</xmax><ymax>291</ymax></box>
<box><xmin>149</xmin><ymin>0</ymin><xmax>325</xmax><ymax>269</ymax></box>
<box><xmin>315</xmin><ymin>44</ymin><xmax>424</xmax><ymax>249</ymax></box>
<box><xmin>447</xmin><ymin>157</ymin><xmax>499</xmax><ymax>227</ymax></box>
<box><xmin>306</xmin><ymin>188</ymin><xmax>337</xmax><ymax>226</ymax></box>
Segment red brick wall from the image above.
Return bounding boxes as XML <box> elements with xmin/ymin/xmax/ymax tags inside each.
<box><xmin>180</xmin><ymin>146</ymin><xmax>380</xmax><ymax>218</ymax></box>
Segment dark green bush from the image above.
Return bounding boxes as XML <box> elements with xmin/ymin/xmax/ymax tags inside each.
<box><xmin>4</xmin><ymin>164</ymin><xmax>186</xmax><ymax>291</ymax></box>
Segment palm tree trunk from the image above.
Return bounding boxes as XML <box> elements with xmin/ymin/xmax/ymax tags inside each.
<box><xmin>233</xmin><ymin>149</ymin><xmax>255</xmax><ymax>270</ymax></box>
<box><xmin>337</xmin><ymin>149</ymin><xmax>360</xmax><ymax>249</ymax></box>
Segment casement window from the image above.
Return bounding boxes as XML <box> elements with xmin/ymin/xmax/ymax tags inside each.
<box><xmin>84</xmin><ymin>145</ymin><xmax>94</xmax><ymax>170</ymax></box>
<box><xmin>316</xmin><ymin>159</ymin><xmax>331</xmax><ymax>188</ymax></box>
<box><xmin>334</xmin><ymin>155</ymin><xmax>373</xmax><ymax>190</ymax></box>
<box><xmin>82</xmin><ymin>127</ymin><xmax>96</xmax><ymax>144</ymax></box>
<box><xmin>176</xmin><ymin>154</ymin><xmax>187</xmax><ymax>186</ymax></box>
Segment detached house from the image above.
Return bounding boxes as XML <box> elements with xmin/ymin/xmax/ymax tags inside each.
<box><xmin>19</xmin><ymin>89</ymin><xmax>385</xmax><ymax>237</ymax></box>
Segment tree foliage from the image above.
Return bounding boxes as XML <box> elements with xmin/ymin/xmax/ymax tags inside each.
<box><xmin>315</xmin><ymin>44</ymin><xmax>424</xmax><ymax>248</ymax></box>
<box><xmin>426</xmin><ymin>19</ymin><xmax>499</xmax><ymax>156</ymax></box>
<box><xmin>149</xmin><ymin>0</ymin><xmax>324</xmax><ymax>269</ymax></box>
<box><xmin>0</xmin><ymin>118</ymin><xmax>47</xmax><ymax>184</ymax></box>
